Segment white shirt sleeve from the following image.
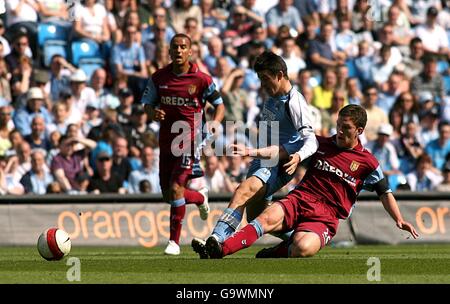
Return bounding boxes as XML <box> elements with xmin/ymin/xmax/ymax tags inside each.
<box><xmin>288</xmin><ymin>90</ymin><xmax>318</xmax><ymax>161</ymax></box>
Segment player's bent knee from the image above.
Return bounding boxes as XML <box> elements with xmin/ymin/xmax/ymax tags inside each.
<box><xmin>290</xmin><ymin>233</ymin><xmax>321</xmax><ymax>258</ymax></box>
<box><xmin>169</xmin><ymin>183</ymin><xmax>184</xmax><ymax>199</ymax></box>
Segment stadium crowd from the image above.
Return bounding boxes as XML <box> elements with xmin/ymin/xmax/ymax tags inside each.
<box><xmin>0</xmin><ymin>0</ymin><xmax>450</xmax><ymax>195</ymax></box>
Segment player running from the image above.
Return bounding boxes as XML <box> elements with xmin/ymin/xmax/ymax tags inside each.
<box><xmin>141</xmin><ymin>34</ymin><xmax>225</xmax><ymax>255</ymax></box>
<box><xmin>204</xmin><ymin>105</ymin><xmax>419</xmax><ymax>259</ymax></box>
<box><xmin>192</xmin><ymin>51</ymin><xmax>318</xmax><ymax>258</ymax></box>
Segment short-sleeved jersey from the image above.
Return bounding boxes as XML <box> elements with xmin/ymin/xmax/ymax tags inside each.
<box><xmin>296</xmin><ymin>135</ymin><xmax>387</xmax><ymax>219</ymax></box>
<box><xmin>140</xmin><ymin>62</ymin><xmax>222</xmax><ymax>153</ymax></box>
<box><xmin>260</xmin><ymin>88</ymin><xmax>317</xmax><ymax>162</ymax></box>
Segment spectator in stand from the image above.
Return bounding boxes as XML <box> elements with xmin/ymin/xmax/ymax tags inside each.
<box><xmin>306</xmin><ymin>21</ymin><xmax>346</xmax><ymax>73</ymax></box>
<box><xmin>69</xmin><ymin>70</ymin><xmax>97</xmax><ymax>120</ymax></box>
<box><xmin>88</xmin><ymin>151</ymin><xmax>126</xmax><ymax>194</ymax></box>
<box><xmin>414</xmin><ymin>6</ymin><xmax>450</xmax><ymax>58</ymax></box>
<box><xmin>377</xmin><ymin>71</ymin><xmax>404</xmax><ymax>116</ymax></box>
<box><xmin>435</xmin><ymin>157</ymin><xmax>450</xmax><ymax>191</ymax></box>
<box><xmin>220</xmin><ymin>68</ymin><xmax>249</xmax><ymax>124</ymax></box>
<box><xmin>5</xmin><ymin>0</ymin><xmax>39</xmax><ymax>57</ymax></box>
<box><xmin>13</xmin><ymin>87</ymin><xmax>52</xmax><ymax>137</ymax></box>
<box><xmin>0</xmin><ymin>153</ymin><xmax>24</xmax><ymax>195</ymax></box>
<box><xmin>73</xmin><ymin>0</ymin><xmax>111</xmax><ymax>46</ymax></box>
<box><xmin>265</xmin><ymin>0</ymin><xmax>304</xmax><ymax>38</ymax></box>
<box><xmin>320</xmin><ymin>89</ymin><xmax>347</xmax><ymax>136</ymax></box>
<box><xmin>400</xmin><ymin>37</ymin><xmax>425</xmax><ymax>80</ymax></box>
<box><xmin>411</xmin><ymin>56</ymin><xmax>445</xmax><ymax>102</ymax></box>
<box><xmin>49</xmin><ymin>55</ymin><xmax>76</xmax><ymax>103</ymax></box>
<box><xmin>24</xmin><ymin>115</ymin><xmax>51</xmax><ymax>151</ymax></box>
<box><xmin>0</xmin><ymin>59</ymin><xmax>12</xmax><ymax>104</ymax></box>
<box><xmin>168</xmin><ymin>0</ymin><xmax>203</xmax><ymax>34</ymax></box>
<box><xmin>0</xmin><ymin>106</ymin><xmax>13</xmax><ymax>157</ymax></box>
<box><xmin>200</xmin><ymin>0</ymin><xmax>227</xmax><ymax>40</ymax></box>
<box><xmin>184</xmin><ymin>17</ymin><xmax>202</xmax><ymax>44</ymax></box>
<box><xmin>20</xmin><ymin>149</ymin><xmax>54</xmax><ymax>194</ymax></box>
<box><xmin>334</xmin><ymin>16</ymin><xmax>358</xmax><ymax>58</ymax></box>
<box><xmin>370</xmin><ymin>45</ymin><xmax>395</xmax><ymax>88</ymax></box>
<box><xmin>425</xmin><ymin>121</ymin><xmax>450</xmax><ymax>171</ymax></box>
<box><xmin>116</xmin><ymin>88</ymin><xmax>134</xmax><ymax>127</ymax></box>
<box><xmin>374</xmin><ymin>24</ymin><xmax>403</xmax><ymax>67</ymax></box>
<box><xmin>391</xmin><ymin>92</ymin><xmax>420</xmax><ymax>126</ymax></box>
<box><xmin>51</xmin><ymin>135</ymin><xmax>97</xmax><ymax>194</ymax></box>
<box><xmin>354</xmin><ymin>40</ymin><xmax>375</xmax><ymax>88</ymax></box>
<box><xmin>82</xmin><ymin>101</ymin><xmax>103</xmax><ymax>137</ymax></box>
<box><xmin>127</xmin><ymin>146</ymin><xmax>160</xmax><ymax>194</ymax></box>
<box><xmin>47</xmin><ymin>102</ymin><xmax>71</xmax><ymax>136</ymax></box>
<box><xmin>362</xmin><ymin>85</ymin><xmax>389</xmax><ymax>142</ymax></box>
<box><xmin>204</xmin><ymin>155</ymin><xmax>226</xmax><ymax>193</ymax></box>
<box><xmin>5</xmin><ymin>32</ymin><xmax>33</xmax><ymax>77</ymax></box>
<box><xmin>90</xmin><ymin>68</ymin><xmax>119</xmax><ymax>110</ymax></box>
<box><xmin>312</xmin><ymin>68</ymin><xmax>338</xmax><ymax>110</ymax></box>
<box><xmin>366</xmin><ymin>123</ymin><xmax>404</xmax><ymax>189</ymax></box>
<box><xmin>394</xmin><ymin>121</ymin><xmax>424</xmax><ymax>174</ymax></box>
<box><xmin>204</xmin><ymin>35</ymin><xmax>236</xmax><ymax>76</ymax></box>
<box><xmin>141</xmin><ymin>7</ymin><xmax>175</xmax><ymax>44</ymax></box>
<box><xmin>406</xmin><ymin>153</ymin><xmax>443</xmax><ymax>191</ymax></box>
<box><xmin>37</xmin><ymin>0</ymin><xmax>70</xmax><ymax>24</ymax></box>
<box><xmin>386</xmin><ymin>4</ymin><xmax>412</xmax><ymax>53</ymax></box>
<box><xmin>0</xmin><ymin>20</ymin><xmax>12</xmax><ymax>58</ymax></box>
<box><xmin>280</xmin><ymin>37</ymin><xmax>306</xmax><ymax>80</ymax></box>
<box><xmin>346</xmin><ymin>77</ymin><xmax>363</xmax><ymax>106</ymax></box>
<box><xmin>111</xmin><ymin>136</ymin><xmax>133</xmax><ymax>187</ymax></box>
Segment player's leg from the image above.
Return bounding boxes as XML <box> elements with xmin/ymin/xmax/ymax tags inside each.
<box><xmin>164</xmin><ymin>181</ymin><xmax>186</xmax><ymax>255</ymax></box>
<box><xmin>183</xmin><ymin>156</ymin><xmax>209</xmax><ymax>220</ymax></box>
<box><xmin>206</xmin><ymin>201</ymin><xmax>287</xmax><ymax>258</ymax></box>
<box><xmin>289</xmin><ymin>231</ymin><xmax>322</xmax><ymax>258</ymax></box>
<box><xmin>210</xmin><ymin>175</ymin><xmax>266</xmax><ymax>243</ymax></box>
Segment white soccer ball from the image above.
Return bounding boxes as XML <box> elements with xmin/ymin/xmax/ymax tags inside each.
<box><xmin>37</xmin><ymin>228</ymin><xmax>71</xmax><ymax>261</ymax></box>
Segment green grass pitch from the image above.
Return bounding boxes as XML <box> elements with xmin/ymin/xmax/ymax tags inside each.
<box><xmin>0</xmin><ymin>244</ymin><xmax>449</xmax><ymax>284</ymax></box>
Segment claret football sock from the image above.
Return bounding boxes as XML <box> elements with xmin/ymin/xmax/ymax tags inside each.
<box><xmin>222</xmin><ymin>220</ymin><xmax>262</xmax><ymax>256</ymax></box>
<box><xmin>184</xmin><ymin>189</ymin><xmax>204</xmax><ymax>205</ymax></box>
<box><xmin>169</xmin><ymin>198</ymin><xmax>186</xmax><ymax>244</ymax></box>
<box><xmin>211</xmin><ymin>208</ymin><xmax>242</xmax><ymax>243</ymax></box>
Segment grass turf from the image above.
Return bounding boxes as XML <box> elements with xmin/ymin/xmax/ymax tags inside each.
<box><xmin>0</xmin><ymin>244</ymin><xmax>449</xmax><ymax>284</ymax></box>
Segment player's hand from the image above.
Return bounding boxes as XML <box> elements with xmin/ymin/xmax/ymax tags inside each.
<box><xmin>284</xmin><ymin>153</ymin><xmax>301</xmax><ymax>175</ymax></box>
<box><xmin>230</xmin><ymin>144</ymin><xmax>252</xmax><ymax>157</ymax></box>
<box><xmin>152</xmin><ymin>109</ymin><xmax>166</xmax><ymax>121</ymax></box>
<box><xmin>397</xmin><ymin>220</ymin><xmax>419</xmax><ymax>239</ymax></box>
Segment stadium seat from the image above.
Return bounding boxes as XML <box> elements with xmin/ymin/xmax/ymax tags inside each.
<box><xmin>79</xmin><ymin>58</ymin><xmax>105</xmax><ymax>82</ymax></box>
<box><xmin>71</xmin><ymin>39</ymin><xmax>103</xmax><ymax>67</ymax></box>
<box><xmin>346</xmin><ymin>59</ymin><xmax>358</xmax><ymax>78</ymax></box>
<box><xmin>43</xmin><ymin>40</ymin><xmax>68</xmax><ymax>67</ymax></box>
<box><xmin>38</xmin><ymin>23</ymin><xmax>70</xmax><ymax>47</ymax></box>
<box><xmin>437</xmin><ymin>60</ymin><xmax>449</xmax><ymax>74</ymax></box>
<box><xmin>444</xmin><ymin>75</ymin><xmax>450</xmax><ymax>95</ymax></box>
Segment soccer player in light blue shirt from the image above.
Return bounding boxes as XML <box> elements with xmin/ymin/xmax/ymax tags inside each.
<box><xmin>192</xmin><ymin>52</ymin><xmax>318</xmax><ymax>258</ymax></box>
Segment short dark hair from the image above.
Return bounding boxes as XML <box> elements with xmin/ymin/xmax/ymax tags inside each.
<box><xmin>253</xmin><ymin>51</ymin><xmax>289</xmax><ymax>79</ymax></box>
<box><xmin>338</xmin><ymin>105</ymin><xmax>368</xmax><ymax>129</ymax></box>
<box><xmin>170</xmin><ymin>33</ymin><xmax>192</xmax><ymax>48</ymax></box>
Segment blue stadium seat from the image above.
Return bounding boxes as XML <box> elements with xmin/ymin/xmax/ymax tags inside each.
<box><xmin>79</xmin><ymin>59</ymin><xmax>105</xmax><ymax>82</ymax></box>
<box><xmin>437</xmin><ymin>60</ymin><xmax>449</xmax><ymax>74</ymax></box>
<box><xmin>444</xmin><ymin>75</ymin><xmax>450</xmax><ymax>95</ymax></box>
<box><xmin>71</xmin><ymin>40</ymin><xmax>103</xmax><ymax>67</ymax></box>
<box><xmin>43</xmin><ymin>41</ymin><xmax>68</xmax><ymax>67</ymax></box>
<box><xmin>346</xmin><ymin>59</ymin><xmax>358</xmax><ymax>78</ymax></box>
<box><xmin>38</xmin><ymin>23</ymin><xmax>69</xmax><ymax>47</ymax></box>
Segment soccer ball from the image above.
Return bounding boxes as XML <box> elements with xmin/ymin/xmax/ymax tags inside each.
<box><xmin>37</xmin><ymin>228</ymin><xmax>71</xmax><ymax>261</ymax></box>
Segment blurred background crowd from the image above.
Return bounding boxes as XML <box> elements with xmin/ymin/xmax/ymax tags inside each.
<box><xmin>0</xmin><ymin>0</ymin><xmax>450</xmax><ymax>195</ymax></box>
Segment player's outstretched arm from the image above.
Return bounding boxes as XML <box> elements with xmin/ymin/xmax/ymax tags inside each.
<box><xmin>379</xmin><ymin>192</ymin><xmax>419</xmax><ymax>239</ymax></box>
<box><xmin>230</xmin><ymin>144</ymin><xmax>289</xmax><ymax>160</ymax></box>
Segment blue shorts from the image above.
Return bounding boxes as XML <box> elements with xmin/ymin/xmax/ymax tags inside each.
<box><xmin>247</xmin><ymin>140</ymin><xmax>303</xmax><ymax>200</ymax></box>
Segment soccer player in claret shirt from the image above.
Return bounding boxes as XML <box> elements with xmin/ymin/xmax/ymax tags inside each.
<box><xmin>192</xmin><ymin>51</ymin><xmax>318</xmax><ymax>258</ymax></box>
<box><xmin>205</xmin><ymin>105</ymin><xmax>419</xmax><ymax>259</ymax></box>
<box><xmin>141</xmin><ymin>34</ymin><xmax>225</xmax><ymax>255</ymax></box>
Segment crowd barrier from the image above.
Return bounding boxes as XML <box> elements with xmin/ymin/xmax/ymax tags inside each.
<box><xmin>0</xmin><ymin>193</ymin><xmax>449</xmax><ymax>246</ymax></box>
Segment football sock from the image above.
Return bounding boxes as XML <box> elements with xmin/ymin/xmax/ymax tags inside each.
<box><xmin>169</xmin><ymin>198</ymin><xmax>186</xmax><ymax>244</ymax></box>
<box><xmin>222</xmin><ymin>219</ymin><xmax>263</xmax><ymax>256</ymax></box>
<box><xmin>184</xmin><ymin>189</ymin><xmax>204</xmax><ymax>206</ymax></box>
<box><xmin>211</xmin><ymin>208</ymin><xmax>242</xmax><ymax>243</ymax></box>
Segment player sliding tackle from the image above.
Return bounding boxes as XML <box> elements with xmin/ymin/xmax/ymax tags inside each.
<box><xmin>204</xmin><ymin>105</ymin><xmax>419</xmax><ymax>259</ymax></box>
<box><xmin>192</xmin><ymin>51</ymin><xmax>318</xmax><ymax>258</ymax></box>
<box><xmin>141</xmin><ymin>34</ymin><xmax>225</xmax><ymax>255</ymax></box>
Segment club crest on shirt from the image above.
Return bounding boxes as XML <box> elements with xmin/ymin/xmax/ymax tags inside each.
<box><xmin>350</xmin><ymin>161</ymin><xmax>360</xmax><ymax>172</ymax></box>
<box><xmin>188</xmin><ymin>84</ymin><xmax>197</xmax><ymax>95</ymax></box>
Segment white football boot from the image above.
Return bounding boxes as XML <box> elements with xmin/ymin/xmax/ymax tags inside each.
<box><xmin>164</xmin><ymin>240</ymin><xmax>180</xmax><ymax>255</ymax></box>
